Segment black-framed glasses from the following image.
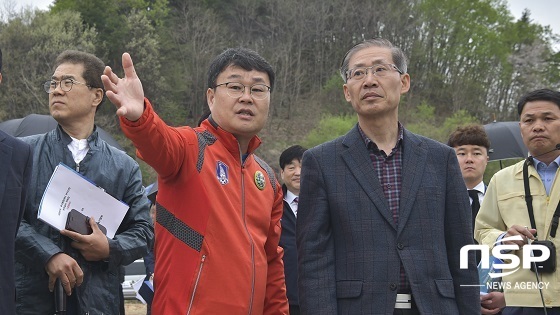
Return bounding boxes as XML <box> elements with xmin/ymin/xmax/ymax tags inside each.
<box><xmin>43</xmin><ymin>79</ymin><xmax>90</xmax><ymax>94</ymax></box>
<box><xmin>346</xmin><ymin>63</ymin><xmax>403</xmax><ymax>81</ymax></box>
<box><xmin>215</xmin><ymin>82</ymin><xmax>271</xmax><ymax>100</ymax></box>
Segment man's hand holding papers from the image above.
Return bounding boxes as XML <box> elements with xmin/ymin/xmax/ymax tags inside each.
<box><xmin>39</xmin><ymin>163</ymin><xmax>129</xmax><ymax>239</ymax></box>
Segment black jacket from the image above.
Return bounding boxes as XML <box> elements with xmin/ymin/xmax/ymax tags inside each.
<box><xmin>279</xmin><ymin>184</ymin><xmax>298</xmax><ymax>306</ymax></box>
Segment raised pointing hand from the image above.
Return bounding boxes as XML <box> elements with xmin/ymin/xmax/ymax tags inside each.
<box><xmin>101</xmin><ymin>53</ymin><xmax>145</xmax><ymax>121</ymax></box>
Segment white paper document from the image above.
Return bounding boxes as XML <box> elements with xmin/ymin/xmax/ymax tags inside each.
<box><xmin>38</xmin><ymin>163</ymin><xmax>129</xmax><ymax>238</ymax></box>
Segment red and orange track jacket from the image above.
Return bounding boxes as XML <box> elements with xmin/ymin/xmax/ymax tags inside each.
<box><xmin>120</xmin><ymin>99</ymin><xmax>288</xmax><ymax>314</ymax></box>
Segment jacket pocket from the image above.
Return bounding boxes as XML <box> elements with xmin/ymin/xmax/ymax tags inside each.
<box><xmin>336</xmin><ymin>280</ymin><xmax>363</xmax><ymax>298</ymax></box>
<box><xmin>434</xmin><ymin>279</ymin><xmax>455</xmax><ymax>298</ymax></box>
<box><xmin>187</xmin><ymin>254</ymin><xmax>206</xmax><ymax>315</ymax></box>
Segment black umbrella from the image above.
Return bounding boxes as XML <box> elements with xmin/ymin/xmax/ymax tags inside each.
<box><xmin>0</xmin><ymin>114</ymin><xmax>124</xmax><ymax>151</ymax></box>
<box><xmin>484</xmin><ymin>121</ymin><xmax>528</xmax><ymax>161</ymax></box>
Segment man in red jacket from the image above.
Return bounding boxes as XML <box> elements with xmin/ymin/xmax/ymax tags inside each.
<box><xmin>102</xmin><ymin>48</ymin><xmax>288</xmax><ymax>314</ymax></box>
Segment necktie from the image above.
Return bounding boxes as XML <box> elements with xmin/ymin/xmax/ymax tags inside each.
<box><xmin>468</xmin><ymin>189</ymin><xmax>481</xmax><ymax>264</ymax></box>
<box><xmin>293</xmin><ymin>197</ymin><xmax>298</xmax><ymax>216</ymax></box>
<box><xmin>468</xmin><ymin>190</ymin><xmax>480</xmax><ymax>219</ymax></box>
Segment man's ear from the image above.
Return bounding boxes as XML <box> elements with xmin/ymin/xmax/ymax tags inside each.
<box><xmin>343</xmin><ymin>84</ymin><xmax>352</xmax><ymax>102</ymax></box>
<box><xmin>92</xmin><ymin>88</ymin><xmax>104</xmax><ymax>106</ymax></box>
<box><xmin>207</xmin><ymin>88</ymin><xmax>216</xmax><ymax>111</ymax></box>
<box><xmin>400</xmin><ymin>73</ymin><xmax>410</xmax><ymax>94</ymax></box>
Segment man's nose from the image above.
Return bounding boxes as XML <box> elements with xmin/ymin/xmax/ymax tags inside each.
<box><xmin>239</xmin><ymin>87</ymin><xmax>253</xmax><ymax>102</ymax></box>
<box><xmin>532</xmin><ymin>120</ymin><xmax>545</xmax><ymax>132</ymax></box>
<box><xmin>363</xmin><ymin>71</ymin><xmax>379</xmax><ymax>87</ymax></box>
<box><xmin>52</xmin><ymin>82</ymin><xmax>65</xmax><ymax>94</ymax></box>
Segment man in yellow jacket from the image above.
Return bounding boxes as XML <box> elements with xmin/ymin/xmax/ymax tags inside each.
<box><xmin>475</xmin><ymin>88</ymin><xmax>560</xmax><ymax>314</ymax></box>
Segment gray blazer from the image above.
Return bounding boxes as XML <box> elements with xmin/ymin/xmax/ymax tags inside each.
<box><xmin>0</xmin><ymin>130</ymin><xmax>32</xmax><ymax>315</ymax></box>
<box><xmin>297</xmin><ymin>125</ymin><xmax>479</xmax><ymax>314</ymax></box>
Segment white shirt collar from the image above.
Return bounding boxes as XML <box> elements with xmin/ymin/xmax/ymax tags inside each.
<box><xmin>68</xmin><ymin>137</ymin><xmax>90</xmax><ymax>164</ymax></box>
<box><xmin>471</xmin><ymin>181</ymin><xmax>486</xmax><ymax>195</ymax></box>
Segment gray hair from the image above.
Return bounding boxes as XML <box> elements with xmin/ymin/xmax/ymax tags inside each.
<box><xmin>339</xmin><ymin>38</ymin><xmax>408</xmax><ymax>83</ymax></box>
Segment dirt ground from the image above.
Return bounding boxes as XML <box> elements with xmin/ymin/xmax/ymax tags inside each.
<box><xmin>125</xmin><ymin>300</ymin><xmax>147</xmax><ymax>315</ymax></box>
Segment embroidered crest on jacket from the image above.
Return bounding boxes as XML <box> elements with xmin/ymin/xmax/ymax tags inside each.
<box><xmin>216</xmin><ymin>161</ymin><xmax>229</xmax><ymax>185</ymax></box>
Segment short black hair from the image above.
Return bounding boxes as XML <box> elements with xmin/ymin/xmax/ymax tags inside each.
<box><xmin>207</xmin><ymin>47</ymin><xmax>275</xmax><ymax>92</ymax></box>
<box><xmin>279</xmin><ymin>145</ymin><xmax>307</xmax><ymax>170</ymax></box>
<box><xmin>447</xmin><ymin>124</ymin><xmax>490</xmax><ymax>151</ymax></box>
<box><xmin>517</xmin><ymin>89</ymin><xmax>560</xmax><ymax>115</ymax></box>
<box><xmin>53</xmin><ymin>50</ymin><xmax>106</xmax><ymax>111</ymax></box>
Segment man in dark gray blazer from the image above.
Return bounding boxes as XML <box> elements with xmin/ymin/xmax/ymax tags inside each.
<box><xmin>296</xmin><ymin>38</ymin><xmax>479</xmax><ymax>314</ymax></box>
<box><xmin>0</xmin><ymin>48</ymin><xmax>33</xmax><ymax>315</ymax></box>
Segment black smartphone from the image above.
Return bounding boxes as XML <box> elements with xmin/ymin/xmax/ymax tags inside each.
<box><xmin>65</xmin><ymin>209</ymin><xmax>107</xmax><ymax>235</ymax></box>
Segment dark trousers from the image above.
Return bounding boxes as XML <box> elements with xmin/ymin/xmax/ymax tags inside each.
<box><xmin>393</xmin><ymin>308</ymin><xmax>420</xmax><ymax>315</ymax></box>
<box><xmin>289</xmin><ymin>304</ymin><xmax>300</xmax><ymax>315</ymax></box>
<box><xmin>503</xmin><ymin>307</ymin><xmax>560</xmax><ymax>315</ymax></box>
<box><xmin>65</xmin><ymin>292</ymin><xmax>77</xmax><ymax>315</ymax></box>
<box><xmin>119</xmin><ymin>284</ymin><xmax>125</xmax><ymax>315</ymax></box>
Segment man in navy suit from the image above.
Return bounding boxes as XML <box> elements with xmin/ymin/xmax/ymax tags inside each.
<box><xmin>0</xmin><ymin>47</ymin><xmax>33</xmax><ymax>315</ymax></box>
<box><xmin>278</xmin><ymin>145</ymin><xmax>306</xmax><ymax>315</ymax></box>
<box><xmin>296</xmin><ymin>38</ymin><xmax>479</xmax><ymax>314</ymax></box>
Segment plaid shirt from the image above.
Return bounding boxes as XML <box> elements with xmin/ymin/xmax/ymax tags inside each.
<box><xmin>359</xmin><ymin>123</ymin><xmax>410</xmax><ymax>293</ymax></box>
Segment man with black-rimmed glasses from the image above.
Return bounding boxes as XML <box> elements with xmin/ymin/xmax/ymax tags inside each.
<box><xmin>102</xmin><ymin>48</ymin><xmax>288</xmax><ymax>314</ymax></box>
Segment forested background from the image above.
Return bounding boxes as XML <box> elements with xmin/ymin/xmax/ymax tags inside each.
<box><xmin>1</xmin><ymin>0</ymin><xmax>558</xmax><ymax>183</ymax></box>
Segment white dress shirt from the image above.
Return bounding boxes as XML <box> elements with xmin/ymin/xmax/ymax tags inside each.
<box><xmin>284</xmin><ymin>189</ymin><xmax>299</xmax><ymax>217</ymax></box>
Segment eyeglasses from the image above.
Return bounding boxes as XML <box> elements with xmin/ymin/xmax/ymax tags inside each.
<box><xmin>346</xmin><ymin>63</ymin><xmax>403</xmax><ymax>81</ymax></box>
<box><xmin>215</xmin><ymin>82</ymin><xmax>271</xmax><ymax>100</ymax></box>
<box><xmin>43</xmin><ymin>79</ymin><xmax>90</xmax><ymax>94</ymax></box>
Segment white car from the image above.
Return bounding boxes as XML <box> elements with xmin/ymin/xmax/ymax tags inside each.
<box><xmin>122</xmin><ymin>259</ymin><xmax>147</xmax><ymax>300</ymax></box>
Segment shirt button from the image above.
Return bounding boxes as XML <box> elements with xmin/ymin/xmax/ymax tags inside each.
<box><xmin>397</xmin><ymin>243</ymin><xmax>404</xmax><ymax>250</ymax></box>
<box><xmin>390</xmin><ymin>283</ymin><xmax>397</xmax><ymax>291</ymax></box>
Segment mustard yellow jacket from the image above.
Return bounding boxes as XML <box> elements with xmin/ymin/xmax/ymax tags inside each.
<box><xmin>475</xmin><ymin>160</ymin><xmax>560</xmax><ymax>307</ymax></box>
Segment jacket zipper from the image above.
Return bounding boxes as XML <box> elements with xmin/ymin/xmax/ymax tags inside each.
<box><xmin>240</xmin><ymin>148</ymin><xmax>256</xmax><ymax>315</ymax></box>
<box><xmin>186</xmin><ymin>254</ymin><xmax>206</xmax><ymax>315</ymax></box>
